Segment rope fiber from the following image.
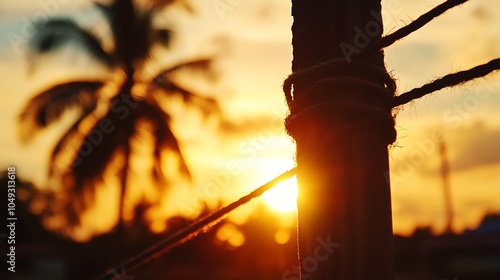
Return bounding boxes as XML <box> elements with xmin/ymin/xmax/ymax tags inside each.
<box><xmin>284</xmin><ymin>59</ymin><xmax>397</xmax><ymax>145</ymax></box>
<box><xmin>393</xmin><ymin>58</ymin><xmax>500</xmax><ymax>107</ymax></box>
<box><xmin>359</xmin><ymin>0</ymin><xmax>469</xmax><ymax>58</ymax></box>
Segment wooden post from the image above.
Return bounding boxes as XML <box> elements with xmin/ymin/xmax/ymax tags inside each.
<box><xmin>289</xmin><ymin>0</ymin><xmax>395</xmax><ymax>278</ymax></box>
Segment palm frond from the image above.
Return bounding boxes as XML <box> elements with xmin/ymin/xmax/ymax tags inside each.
<box><xmin>149</xmin><ymin>59</ymin><xmax>219</xmax><ymax>115</ymax></box>
<box><xmin>59</xmin><ymin>174</ymin><xmax>103</xmax><ymax>228</ymax></box>
<box><xmin>151</xmin><ymin>0</ymin><xmax>194</xmax><ymax>13</ymax></box>
<box><xmin>28</xmin><ymin>18</ymin><xmax>114</xmax><ymax>68</ymax></box>
<box><xmin>52</xmin><ymin>97</ymin><xmax>136</xmax><ymax>227</ymax></box>
<box><xmin>157</xmin><ymin>59</ymin><xmax>214</xmax><ymax>78</ymax></box>
<box><xmin>55</xmin><ymin>100</ymin><xmax>135</xmax><ymax>227</ymax></box>
<box><xmin>58</xmin><ymin>96</ymin><xmax>191</xmax><ymax>226</ymax></box>
<box><xmin>151</xmin><ymin>28</ymin><xmax>172</xmax><ymax>47</ymax></box>
<box><xmin>137</xmin><ymin>99</ymin><xmax>190</xmax><ymax>179</ymax></box>
<box><xmin>151</xmin><ymin>0</ymin><xmax>176</xmax><ymax>8</ymax></box>
<box><xmin>18</xmin><ymin>81</ymin><xmax>104</xmax><ymax>142</ymax></box>
<box><xmin>49</xmin><ymin>107</ymin><xmax>96</xmax><ymax>177</ymax></box>
<box><xmin>69</xmin><ymin>104</ymin><xmax>134</xmax><ymax>192</ymax></box>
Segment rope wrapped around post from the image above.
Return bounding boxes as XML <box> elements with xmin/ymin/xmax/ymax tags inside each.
<box><xmin>284</xmin><ymin>58</ymin><xmax>397</xmax><ymax>146</ymax></box>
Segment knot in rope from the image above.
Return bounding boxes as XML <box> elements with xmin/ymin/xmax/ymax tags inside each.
<box><xmin>283</xmin><ymin>59</ymin><xmax>397</xmax><ymax>145</ymax></box>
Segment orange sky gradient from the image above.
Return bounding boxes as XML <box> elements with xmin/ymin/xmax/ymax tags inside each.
<box><xmin>1</xmin><ymin>0</ymin><xmax>500</xmax><ymax>241</ymax></box>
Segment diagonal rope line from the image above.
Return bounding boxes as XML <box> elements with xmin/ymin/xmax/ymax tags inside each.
<box><xmin>95</xmin><ymin>168</ymin><xmax>296</xmax><ymax>280</ymax></box>
<box><xmin>359</xmin><ymin>0</ymin><xmax>469</xmax><ymax>58</ymax></box>
<box><xmin>392</xmin><ymin>58</ymin><xmax>500</xmax><ymax>107</ymax></box>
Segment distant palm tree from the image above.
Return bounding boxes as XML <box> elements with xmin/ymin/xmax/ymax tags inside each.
<box><xmin>19</xmin><ymin>0</ymin><xmax>217</xmax><ymax>232</ymax></box>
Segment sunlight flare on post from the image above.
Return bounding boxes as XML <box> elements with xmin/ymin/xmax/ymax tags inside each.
<box><xmin>261</xmin><ymin>176</ymin><xmax>298</xmax><ymax>213</ymax></box>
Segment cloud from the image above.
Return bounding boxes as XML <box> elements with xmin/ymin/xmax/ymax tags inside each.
<box><xmin>389</xmin><ymin>119</ymin><xmax>500</xmax><ymax>185</ymax></box>
<box><xmin>450</xmin><ymin>122</ymin><xmax>500</xmax><ymax>172</ymax></box>
<box><xmin>217</xmin><ymin>112</ymin><xmax>285</xmax><ymax>139</ymax></box>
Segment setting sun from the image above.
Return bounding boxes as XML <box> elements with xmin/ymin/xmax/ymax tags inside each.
<box><xmin>262</xmin><ymin>176</ymin><xmax>298</xmax><ymax>213</ymax></box>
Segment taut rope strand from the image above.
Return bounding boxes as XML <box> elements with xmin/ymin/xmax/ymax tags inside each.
<box><xmin>359</xmin><ymin>0</ymin><xmax>469</xmax><ymax>58</ymax></box>
<box><xmin>95</xmin><ymin>168</ymin><xmax>296</xmax><ymax>280</ymax></box>
<box><xmin>393</xmin><ymin>58</ymin><xmax>500</xmax><ymax>107</ymax></box>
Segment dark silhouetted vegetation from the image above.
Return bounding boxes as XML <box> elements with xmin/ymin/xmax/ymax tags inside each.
<box><xmin>18</xmin><ymin>0</ymin><xmax>217</xmax><ymax>233</ymax></box>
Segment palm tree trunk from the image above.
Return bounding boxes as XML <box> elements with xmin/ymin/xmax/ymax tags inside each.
<box><xmin>117</xmin><ymin>72</ymin><xmax>135</xmax><ymax>231</ymax></box>
<box><xmin>289</xmin><ymin>0</ymin><xmax>394</xmax><ymax>278</ymax></box>
<box><xmin>117</xmin><ymin>146</ymin><xmax>131</xmax><ymax>231</ymax></box>
<box><xmin>439</xmin><ymin>139</ymin><xmax>454</xmax><ymax>234</ymax></box>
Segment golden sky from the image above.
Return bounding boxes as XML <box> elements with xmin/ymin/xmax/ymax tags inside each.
<box><xmin>1</xmin><ymin>0</ymin><xmax>500</xmax><ymax>240</ymax></box>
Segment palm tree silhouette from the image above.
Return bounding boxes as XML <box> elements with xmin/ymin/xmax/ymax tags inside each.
<box><xmin>19</xmin><ymin>0</ymin><xmax>217</xmax><ymax>232</ymax></box>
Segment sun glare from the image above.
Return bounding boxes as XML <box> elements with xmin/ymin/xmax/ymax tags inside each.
<box><xmin>262</xmin><ymin>176</ymin><xmax>298</xmax><ymax>213</ymax></box>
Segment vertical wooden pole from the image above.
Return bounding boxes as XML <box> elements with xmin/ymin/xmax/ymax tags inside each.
<box><xmin>289</xmin><ymin>0</ymin><xmax>394</xmax><ymax>278</ymax></box>
<box><xmin>439</xmin><ymin>139</ymin><xmax>454</xmax><ymax>234</ymax></box>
